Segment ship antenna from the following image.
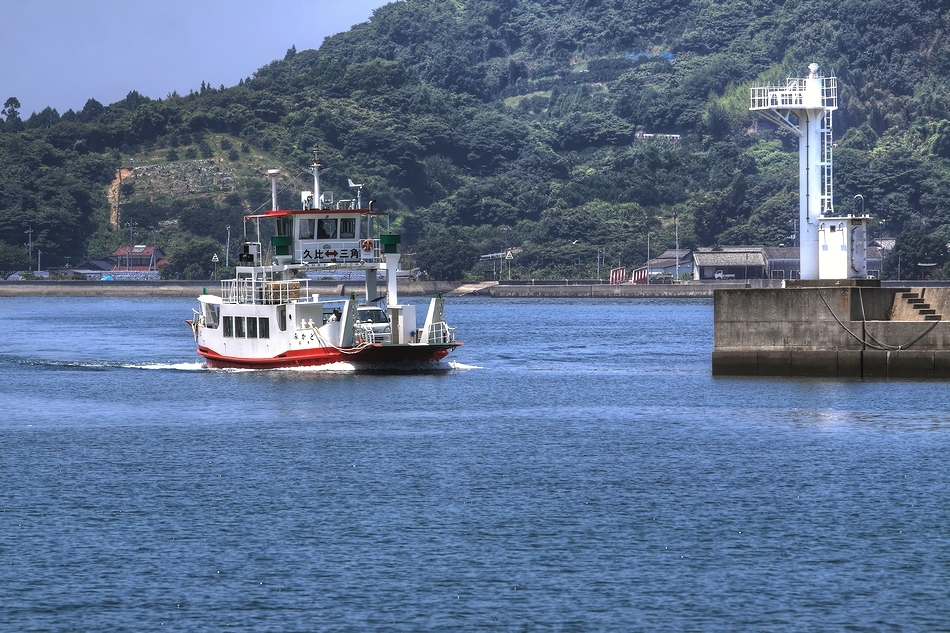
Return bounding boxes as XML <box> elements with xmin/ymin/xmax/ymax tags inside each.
<box><xmin>348</xmin><ymin>178</ymin><xmax>364</xmax><ymax>209</ymax></box>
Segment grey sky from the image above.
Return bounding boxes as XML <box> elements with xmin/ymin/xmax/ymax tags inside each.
<box><xmin>0</xmin><ymin>0</ymin><xmax>389</xmax><ymax>118</ymax></box>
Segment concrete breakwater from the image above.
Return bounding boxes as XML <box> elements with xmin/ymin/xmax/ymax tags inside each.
<box><xmin>713</xmin><ymin>282</ymin><xmax>950</xmax><ymax>378</ymax></box>
<box><xmin>487</xmin><ymin>282</ymin><xmax>720</xmax><ymax>298</ymax></box>
<box><xmin>4</xmin><ymin>279</ymin><xmax>940</xmax><ymax>300</ymax></box>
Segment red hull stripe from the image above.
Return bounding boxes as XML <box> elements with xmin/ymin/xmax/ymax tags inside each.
<box><xmin>196</xmin><ymin>343</ymin><xmax>460</xmax><ymax>369</ymax></box>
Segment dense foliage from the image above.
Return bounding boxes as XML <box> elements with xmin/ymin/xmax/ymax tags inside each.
<box><xmin>4</xmin><ymin>0</ymin><xmax>950</xmax><ymax>279</ymax></box>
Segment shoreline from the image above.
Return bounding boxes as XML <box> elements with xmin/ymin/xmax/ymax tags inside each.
<box><xmin>0</xmin><ymin>280</ymin><xmax>462</xmax><ymax>298</ymax></box>
<box><xmin>0</xmin><ymin>279</ymin><xmax>736</xmax><ymax>298</ymax></box>
<box><xmin>1</xmin><ymin>279</ymin><xmax>936</xmax><ymax>299</ymax></box>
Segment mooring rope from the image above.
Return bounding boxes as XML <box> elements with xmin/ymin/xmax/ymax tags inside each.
<box><xmin>817</xmin><ymin>288</ymin><xmax>940</xmax><ymax>351</ymax></box>
<box><xmin>303</xmin><ymin>323</ymin><xmax>373</xmax><ymax>355</ymax></box>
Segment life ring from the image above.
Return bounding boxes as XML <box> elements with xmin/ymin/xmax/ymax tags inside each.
<box><xmin>361</xmin><ymin>239</ymin><xmax>373</xmax><ymax>253</ymax></box>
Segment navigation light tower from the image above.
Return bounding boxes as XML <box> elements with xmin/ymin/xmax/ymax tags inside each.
<box><xmin>750</xmin><ymin>63</ymin><xmax>868</xmax><ymax>280</ymax></box>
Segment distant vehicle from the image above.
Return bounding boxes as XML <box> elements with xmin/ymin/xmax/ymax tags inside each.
<box><xmin>715</xmin><ymin>270</ymin><xmax>735</xmax><ymax>280</ymax></box>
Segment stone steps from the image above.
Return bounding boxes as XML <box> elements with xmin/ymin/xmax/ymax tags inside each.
<box><xmin>902</xmin><ymin>291</ymin><xmax>942</xmax><ymax>321</ymax></box>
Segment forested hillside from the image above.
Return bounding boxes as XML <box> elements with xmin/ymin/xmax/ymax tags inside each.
<box><xmin>4</xmin><ymin>0</ymin><xmax>950</xmax><ymax>280</ymax></box>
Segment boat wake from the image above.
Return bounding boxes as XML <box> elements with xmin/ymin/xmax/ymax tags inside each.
<box><xmin>0</xmin><ymin>355</ymin><xmax>208</xmax><ymax>372</ymax></box>
<box><xmin>449</xmin><ymin>361</ymin><xmax>483</xmax><ymax>370</ymax></box>
<box><xmin>124</xmin><ymin>362</ymin><xmax>207</xmax><ymax>371</ymax></box>
<box><xmin>271</xmin><ymin>362</ymin><xmax>357</xmax><ymax>373</ymax></box>
<box><xmin>202</xmin><ymin>360</ymin><xmax>469</xmax><ymax>375</ymax></box>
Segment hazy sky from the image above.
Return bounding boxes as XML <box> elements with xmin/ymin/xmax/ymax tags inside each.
<box><xmin>0</xmin><ymin>0</ymin><xmax>390</xmax><ymax>118</ymax></box>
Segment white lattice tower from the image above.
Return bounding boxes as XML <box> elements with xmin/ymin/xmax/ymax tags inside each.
<box><xmin>750</xmin><ymin>63</ymin><xmax>837</xmax><ymax>280</ymax></box>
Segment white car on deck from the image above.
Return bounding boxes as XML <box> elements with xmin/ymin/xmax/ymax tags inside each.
<box><xmin>355</xmin><ymin>306</ymin><xmax>392</xmax><ymax>343</ymax></box>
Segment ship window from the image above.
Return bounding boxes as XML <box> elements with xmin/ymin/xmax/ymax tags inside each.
<box><xmin>235</xmin><ymin>316</ymin><xmax>246</xmax><ymax>338</ymax></box>
<box><xmin>299</xmin><ymin>218</ymin><xmax>314</xmax><ymax>240</ymax></box>
<box><xmin>223</xmin><ymin>316</ymin><xmax>234</xmax><ymax>337</ymax></box>
<box><xmin>259</xmin><ymin>317</ymin><xmax>270</xmax><ymax>339</ymax></box>
<box><xmin>276</xmin><ymin>217</ymin><xmax>292</xmax><ymax>237</ymax></box>
<box><xmin>276</xmin><ymin>306</ymin><xmax>287</xmax><ymax>331</ymax></box>
<box><xmin>318</xmin><ymin>218</ymin><xmax>337</xmax><ymax>239</ymax></box>
<box><xmin>203</xmin><ymin>303</ymin><xmax>220</xmax><ymax>329</ymax></box>
<box><xmin>340</xmin><ymin>218</ymin><xmax>356</xmax><ymax>239</ymax></box>
<box><xmin>247</xmin><ymin>316</ymin><xmax>258</xmax><ymax>338</ymax></box>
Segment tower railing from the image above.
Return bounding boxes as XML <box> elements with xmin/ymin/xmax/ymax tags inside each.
<box><xmin>749</xmin><ymin>76</ymin><xmax>837</xmax><ymax>111</ymax></box>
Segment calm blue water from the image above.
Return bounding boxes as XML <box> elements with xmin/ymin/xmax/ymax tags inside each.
<box><xmin>1</xmin><ymin>296</ymin><xmax>949</xmax><ymax>630</ymax></box>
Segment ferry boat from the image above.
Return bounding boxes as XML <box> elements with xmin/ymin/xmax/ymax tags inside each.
<box><xmin>187</xmin><ymin>149</ymin><xmax>461</xmax><ymax>369</ymax></box>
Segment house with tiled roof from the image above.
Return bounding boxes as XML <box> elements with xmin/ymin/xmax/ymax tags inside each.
<box><xmin>690</xmin><ymin>245</ymin><xmax>884</xmax><ymax>280</ymax></box>
<box><xmin>111</xmin><ymin>245</ymin><xmax>169</xmax><ymax>272</ymax></box>
<box><xmin>692</xmin><ymin>246</ymin><xmax>767</xmax><ymax>280</ymax></box>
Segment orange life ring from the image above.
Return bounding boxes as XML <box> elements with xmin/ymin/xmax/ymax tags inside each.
<box><xmin>361</xmin><ymin>239</ymin><xmax>373</xmax><ymax>253</ymax></box>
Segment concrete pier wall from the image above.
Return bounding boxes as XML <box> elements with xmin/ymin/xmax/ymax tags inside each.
<box><xmin>488</xmin><ymin>283</ymin><xmax>720</xmax><ymax>298</ymax></box>
<box><xmin>713</xmin><ymin>285</ymin><xmax>950</xmax><ymax>378</ymax></box>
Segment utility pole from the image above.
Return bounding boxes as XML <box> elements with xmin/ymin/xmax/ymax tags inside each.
<box><xmin>226</xmin><ymin>225</ymin><xmax>231</xmax><ymax>268</ymax></box>
<box><xmin>673</xmin><ymin>210</ymin><xmax>679</xmax><ymax>282</ymax></box>
<box><xmin>25</xmin><ymin>226</ymin><xmax>33</xmax><ymax>259</ymax></box>
<box><xmin>126</xmin><ymin>222</ymin><xmax>137</xmax><ymax>271</ymax></box>
<box><xmin>645</xmin><ymin>214</ymin><xmax>650</xmax><ymax>284</ymax></box>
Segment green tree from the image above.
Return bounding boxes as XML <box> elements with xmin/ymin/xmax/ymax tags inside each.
<box><xmin>0</xmin><ymin>242</ymin><xmax>29</xmax><ymax>278</ymax></box>
<box><xmin>415</xmin><ymin>231</ymin><xmax>479</xmax><ymax>280</ymax></box>
<box><xmin>2</xmin><ymin>96</ymin><xmax>20</xmax><ymax>121</ymax></box>
<box><xmin>882</xmin><ymin>229</ymin><xmax>949</xmax><ymax>280</ymax></box>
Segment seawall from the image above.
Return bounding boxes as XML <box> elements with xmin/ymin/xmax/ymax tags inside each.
<box><xmin>713</xmin><ymin>283</ymin><xmax>950</xmax><ymax>378</ymax></box>
<box><xmin>483</xmin><ymin>280</ymin><xmax>774</xmax><ymax>298</ymax></box>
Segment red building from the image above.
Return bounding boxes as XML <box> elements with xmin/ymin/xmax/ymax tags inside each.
<box><xmin>112</xmin><ymin>245</ymin><xmax>169</xmax><ymax>272</ymax></box>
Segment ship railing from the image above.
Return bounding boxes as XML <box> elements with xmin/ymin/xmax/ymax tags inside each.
<box><xmin>425</xmin><ymin>321</ymin><xmax>456</xmax><ymax>345</ymax></box>
<box><xmin>220</xmin><ymin>277</ymin><xmax>309</xmax><ymax>304</ymax></box>
<box><xmin>355</xmin><ymin>323</ymin><xmax>390</xmax><ymax>345</ymax></box>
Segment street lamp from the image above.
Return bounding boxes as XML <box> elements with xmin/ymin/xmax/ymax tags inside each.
<box><xmin>502</xmin><ymin>226</ymin><xmax>511</xmax><ymax>280</ymax></box>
